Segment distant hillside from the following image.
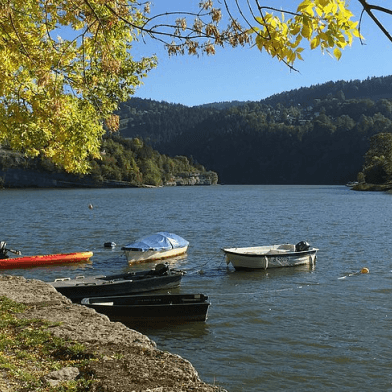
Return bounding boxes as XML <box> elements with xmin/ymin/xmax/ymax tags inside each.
<box><xmin>117</xmin><ymin>75</ymin><xmax>392</xmax><ymax>185</ymax></box>
<box><xmin>259</xmin><ymin>75</ymin><xmax>392</xmax><ymax>107</ymax></box>
<box><xmin>0</xmin><ymin>136</ymin><xmax>218</xmax><ymax>188</ymax></box>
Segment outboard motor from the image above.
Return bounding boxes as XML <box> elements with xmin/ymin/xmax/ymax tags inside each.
<box><xmin>0</xmin><ymin>241</ymin><xmax>8</xmax><ymax>259</ymax></box>
<box><xmin>154</xmin><ymin>263</ymin><xmax>169</xmax><ymax>276</ymax></box>
<box><xmin>295</xmin><ymin>241</ymin><xmax>310</xmax><ymax>252</ymax></box>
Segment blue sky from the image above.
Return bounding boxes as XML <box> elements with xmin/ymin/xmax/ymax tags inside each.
<box><xmin>131</xmin><ymin>1</ymin><xmax>392</xmax><ymax>107</ymax></box>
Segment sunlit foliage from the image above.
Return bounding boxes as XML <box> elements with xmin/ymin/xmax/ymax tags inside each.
<box><xmin>0</xmin><ymin>1</ymin><xmax>156</xmax><ymax>173</ymax></box>
<box><xmin>1</xmin><ymin>1</ymin><xmax>388</xmax><ymax>173</ymax></box>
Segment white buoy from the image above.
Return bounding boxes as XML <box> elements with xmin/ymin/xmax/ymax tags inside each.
<box><xmin>88</xmin><ymin>204</ymin><xmax>93</xmax><ymax>210</ymax></box>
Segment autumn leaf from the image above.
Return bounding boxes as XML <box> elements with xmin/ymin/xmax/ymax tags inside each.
<box><xmin>248</xmin><ymin>0</ymin><xmax>360</xmax><ymax>65</ymax></box>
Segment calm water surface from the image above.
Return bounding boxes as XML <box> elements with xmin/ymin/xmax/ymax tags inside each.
<box><xmin>1</xmin><ymin>185</ymin><xmax>392</xmax><ymax>391</ymax></box>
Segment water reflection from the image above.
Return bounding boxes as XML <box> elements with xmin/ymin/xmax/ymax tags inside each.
<box><xmin>129</xmin><ymin>319</ymin><xmax>211</xmax><ymax>338</ymax></box>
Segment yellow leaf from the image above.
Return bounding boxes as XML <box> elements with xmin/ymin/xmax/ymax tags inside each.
<box><xmin>291</xmin><ymin>25</ymin><xmax>301</xmax><ymax>35</ymax></box>
<box><xmin>301</xmin><ymin>24</ymin><xmax>311</xmax><ymax>39</ymax></box>
<box><xmin>310</xmin><ymin>37</ymin><xmax>319</xmax><ymax>49</ymax></box>
<box><xmin>333</xmin><ymin>47</ymin><xmax>342</xmax><ymax>60</ymax></box>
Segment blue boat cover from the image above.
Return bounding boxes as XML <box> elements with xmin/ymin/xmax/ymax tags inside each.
<box><xmin>122</xmin><ymin>232</ymin><xmax>189</xmax><ymax>252</ymax></box>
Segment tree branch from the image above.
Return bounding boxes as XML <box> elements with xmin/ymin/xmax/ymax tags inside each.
<box><xmin>357</xmin><ymin>0</ymin><xmax>392</xmax><ymax>43</ymax></box>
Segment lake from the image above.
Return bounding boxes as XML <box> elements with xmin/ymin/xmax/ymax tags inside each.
<box><xmin>1</xmin><ymin>185</ymin><xmax>392</xmax><ymax>391</ymax></box>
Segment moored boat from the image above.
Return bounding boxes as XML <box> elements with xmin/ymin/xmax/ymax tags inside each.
<box><xmin>81</xmin><ymin>293</ymin><xmax>210</xmax><ymax>324</ymax></box>
<box><xmin>345</xmin><ymin>181</ymin><xmax>359</xmax><ymax>188</ymax></box>
<box><xmin>49</xmin><ymin>263</ymin><xmax>185</xmax><ymax>302</ymax></box>
<box><xmin>223</xmin><ymin>241</ymin><xmax>318</xmax><ymax>270</ymax></box>
<box><xmin>0</xmin><ymin>251</ymin><xmax>93</xmax><ymax>270</ymax></box>
<box><xmin>121</xmin><ymin>232</ymin><xmax>189</xmax><ymax>264</ymax></box>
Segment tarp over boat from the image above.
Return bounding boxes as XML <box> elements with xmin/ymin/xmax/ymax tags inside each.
<box><xmin>121</xmin><ymin>232</ymin><xmax>189</xmax><ymax>252</ymax></box>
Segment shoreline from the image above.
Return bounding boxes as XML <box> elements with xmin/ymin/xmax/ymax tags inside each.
<box><xmin>0</xmin><ymin>275</ymin><xmax>225</xmax><ymax>392</ymax></box>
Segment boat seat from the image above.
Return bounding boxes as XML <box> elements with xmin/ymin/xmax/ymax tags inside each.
<box><xmin>267</xmin><ymin>249</ymin><xmax>289</xmax><ymax>255</ymax></box>
<box><xmin>54</xmin><ymin>275</ymin><xmax>105</xmax><ymax>283</ymax></box>
<box><xmin>276</xmin><ymin>244</ymin><xmax>296</xmax><ymax>252</ymax></box>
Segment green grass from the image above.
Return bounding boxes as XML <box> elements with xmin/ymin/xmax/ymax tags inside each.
<box><xmin>353</xmin><ymin>182</ymin><xmax>392</xmax><ymax>191</ymax></box>
<box><xmin>0</xmin><ymin>296</ymin><xmax>98</xmax><ymax>391</ymax></box>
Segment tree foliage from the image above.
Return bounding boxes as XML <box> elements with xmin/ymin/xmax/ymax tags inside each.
<box><xmin>361</xmin><ymin>133</ymin><xmax>392</xmax><ymax>184</ymax></box>
<box><xmin>3</xmin><ymin>75</ymin><xmax>392</xmax><ymax>186</ymax></box>
<box><xmin>0</xmin><ymin>0</ymin><xmax>158</xmax><ymax>173</ymax></box>
<box><xmin>0</xmin><ymin>135</ymin><xmax>218</xmax><ymax>187</ymax></box>
<box><xmin>144</xmin><ymin>0</ymin><xmax>362</xmax><ymax>64</ymax></box>
<box><xmin>245</xmin><ymin>0</ymin><xmax>360</xmax><ymax>64</ymax></box>
<box><xmin>0</xmin><ymin>1</ymin><xmax>390</xmax><ymax>173</ymax></box>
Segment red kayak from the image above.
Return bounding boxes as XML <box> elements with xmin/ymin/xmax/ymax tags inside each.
<box><xmin>0</xmin><ymin>251</ymin><xmax>93</xmax><ymax>269</ymax></box>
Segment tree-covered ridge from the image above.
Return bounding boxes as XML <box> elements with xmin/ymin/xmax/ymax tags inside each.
<box><xmin>0</xmin><ymin>136</ymin><xmax>218</xmax><ymax>188</ymax></box>
<box><xmin>90</xmin><ymin>136</ymin><xmax>217</xmax><ymax>186</ymax></box>
<box><xmin>259</xmin><ymin>75</ymin><xmax>392</xmax><ymax>107</ymax></box>
<box><xmin>118</xmin><ymin>75</ymin><xmax>392</xmax><ymax>185</ymax></box>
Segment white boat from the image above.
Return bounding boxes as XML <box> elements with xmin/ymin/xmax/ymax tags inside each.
<box><xmin>345</xmin><ymin>181</ymin><xmax>358</xmax><ymax>188</ymax></box>
<box><xmin>121</xmin><ymin>232</ymin><xmax>189</xmax><ymax>264</ymax></box>
<box><xmin>222</xmin><ymin>241</ymin><xmax>318</xmax><ymax>270</ymax></box>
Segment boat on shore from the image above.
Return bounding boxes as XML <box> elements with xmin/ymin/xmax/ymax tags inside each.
<box><xmin>81</xmin><ymin>293</ymin><xmax>210</xmax><ymax>325</ymax></box>
<box><xmin>222</xmin><ymin>241</ymin><xmax>318</xmax><ymax>270</ymax></box>
<box><xmin>0</xmin><ymin>251</ymin><xmax>93</xmax><ymax>270</ymax></box>
<box><xmin>121</xmin><ymin>232</ymin><xmax>189</xmax><ymax>264</ymax></box>
<box><xmin>49</xmin><ymin>263</ymin><xmax>185</xmax><ymax>302</ymax></box>
<box><xmin>345</xmin><ymin>181</ymin><xmax>359</xmax><ymax>188</ymax></box>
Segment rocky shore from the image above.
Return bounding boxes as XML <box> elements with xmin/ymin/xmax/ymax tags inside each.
<box><xmin>0</xmin><ymin>275</ymin><xmax>225</xmax><ymax>392</ymax></box>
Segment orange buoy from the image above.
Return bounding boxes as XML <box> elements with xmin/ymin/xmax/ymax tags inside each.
<box><xmin>361</xmin><ymin>267</ymin><xmax>369</xmax><ymax>274</ymax></box>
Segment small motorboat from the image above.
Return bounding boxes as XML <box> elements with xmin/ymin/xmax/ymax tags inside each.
<box><xmin>49</xmin><ymin>263</ymin><xmax>185</xmax><ymax>302</ymax></box>
<box><xmin>0</xmin><ymin>246</ymin><xmax>93</xmax><ymax>270</ymax></box>
<box><xmin>222</xmin><ymin>241</ymin><xmax>318</xmax><ymax>270</ymax></box>
<box><xmin>81</xmin><ymin>293</ymin><xmax>210</xmax><ymax>325</ymax></box>
<box><xmin>121</xmin><ymin>232</ymin><xmax>189</xmax><ymax>264</ymax></box>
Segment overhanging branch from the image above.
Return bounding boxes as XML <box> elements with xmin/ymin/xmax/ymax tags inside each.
<box><xmin>357</xmin><ymin>0</ymin><xmax>392</xmax><ymax>43</ymax></box>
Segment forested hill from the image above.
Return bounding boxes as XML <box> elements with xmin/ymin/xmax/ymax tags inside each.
<box><xmin>259</xmin><ymin>75</ymin><xmax>392</xmax><ymax>107</ymax></box>
<box><xmin>0</xmin><ymin>136</ymin><xmax>218</xmax><ymax>188</ymax></box>
<box><xmin>117</xmin><ymin>75</ymin><xmax>392</xmax><ymax>185</ymax></box>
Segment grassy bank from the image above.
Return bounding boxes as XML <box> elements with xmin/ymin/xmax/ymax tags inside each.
<box><xmin>352</xmin><ymin>182</ymin><xmax>392</xmax><ymax>192</ymax></box>
<box><xmin>0</xmin><ymin>296</ymin><xmax>97</xmax><ymax>391</ymax></box>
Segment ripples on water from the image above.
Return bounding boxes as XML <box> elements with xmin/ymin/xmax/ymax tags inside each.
<box><xmin>1</xmin><ymin>185</ymin><xmax>392</xmax><ymax>391</ymax></box>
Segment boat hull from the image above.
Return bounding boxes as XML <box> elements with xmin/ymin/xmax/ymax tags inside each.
<box><xmin>223</xmin><ymin>245</ymin><xmax>318</xmax><ymax>270</ymax></box>
<box><xmin>81</xmin><ymin>293</ymin><xmax>210</xmax><ymax>324</ymax></box>
<box><xmin>122</xmin><ymin>232</ymin><xmax>189</xmax><ymax>264</ymax></box>
<box><xmin>49</xmin><ymin>266</ymin><xmax>184</xmax><ymax>302</ymax></box>
<box><xmin>123</xmin><ymin>245</ymin><xmax>188</xmax><ymax>264</ymax></box>
<box><xmin>0</xmin><ymin>251</ymin><xmax>93</xmax><ymax>270</ymax></box>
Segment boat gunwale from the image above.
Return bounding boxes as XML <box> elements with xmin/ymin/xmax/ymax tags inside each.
<box><xmin>81</xmin><ymin>294</ymin><xmax>211</xmax><ymax>323</ymax></box>
<box><xmin>222</xmin><ymin>247</ymin><xmax>319</xmax><ymax>258</ymax></box>
<box><xmin>82</xmin><ymin>301</ymin><xmax>210</xmax><ymax>309</ymax></box>
<box><xmin>123</xmin><ymin>245</ymin><xmax>189</xmax><ymax>263</ymax></box>
<box><xmin>50</xmin><ymin>270</ymin><xmax>184</xmax><ymax>288</ymax></box>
